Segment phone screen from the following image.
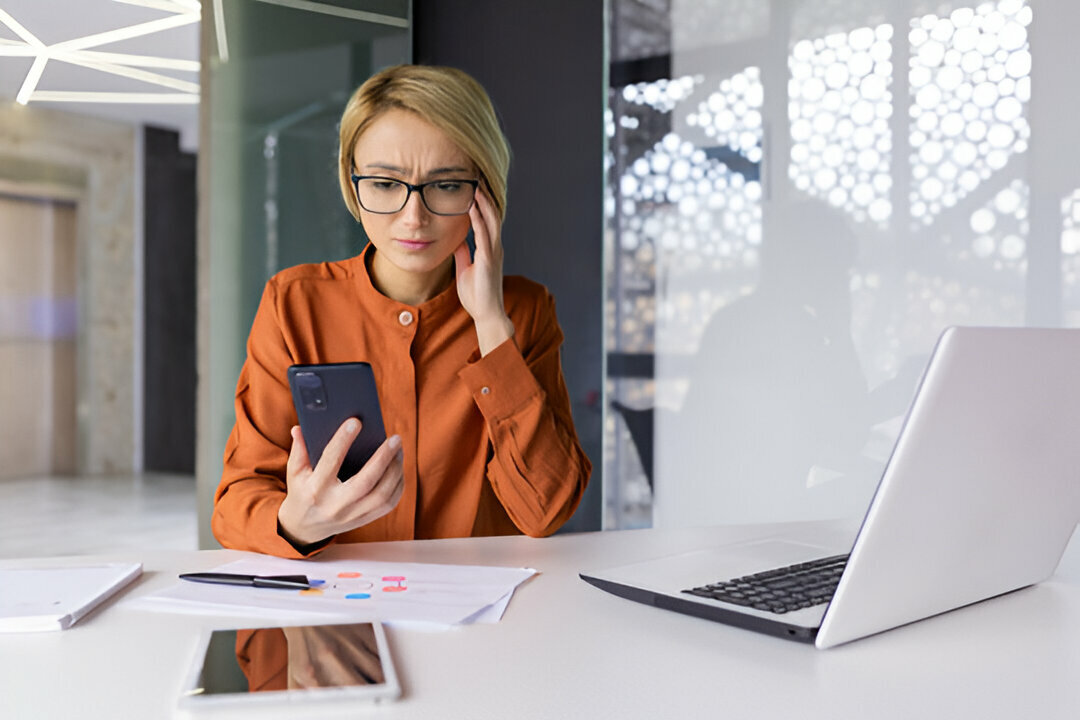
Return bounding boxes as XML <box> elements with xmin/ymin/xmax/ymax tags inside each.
<box><xmin>181</xmin><ymin>622</ymin><xmax>400</xmax><ymax>707</ymax></box>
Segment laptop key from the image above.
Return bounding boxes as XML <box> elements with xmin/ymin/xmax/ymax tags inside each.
<box><xmin>681</xmin><ymin>553</ymin><xmax>849</xmax><ymax>615</ymax></box>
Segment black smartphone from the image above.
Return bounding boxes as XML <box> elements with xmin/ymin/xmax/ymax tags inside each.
<box><xmin>287</xmin><ymin>362</ymin><xmax>386</xmax><ymax>482</ymax></box>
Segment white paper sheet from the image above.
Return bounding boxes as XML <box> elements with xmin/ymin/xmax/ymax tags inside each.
<box><xmin>128</xmin><ymin>555</ymin><xmax>535</xmax><ymax>628</ymax></box>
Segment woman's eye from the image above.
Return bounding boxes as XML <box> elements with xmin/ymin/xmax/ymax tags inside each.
<box><xmin>434</xmin><ymin>182</ymin><xmax>464</xmax><ymax>193</ymax></box>
<box><xmin>371</xmin><ymin>181</ymin><xmax>399</xmax><ymax>191</ymax></box>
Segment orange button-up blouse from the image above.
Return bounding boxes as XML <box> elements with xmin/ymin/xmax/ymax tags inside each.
<box><xmin>211</xmin><ymin>245</ymin><xmax>591</xmax><ymax>558</ymax></box>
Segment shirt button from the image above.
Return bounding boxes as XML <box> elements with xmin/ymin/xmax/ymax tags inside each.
<box><xmin>398</xmin><ymin>310</ymin><xmax>414</xmax><ymax>326</ymax></box>
<box><xmin>481</xmin><ymin>386</ymin><xmax>490</xmax><ymax>395</ymax></box>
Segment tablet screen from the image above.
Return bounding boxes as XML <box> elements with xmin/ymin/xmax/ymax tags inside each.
<box><xmin>181</xmin><ymin>622</ymin><xmax>400</xmax><ymax>707</ymax></box>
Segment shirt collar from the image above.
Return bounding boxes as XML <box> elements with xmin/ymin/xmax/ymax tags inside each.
<box><xmin>346</xmin><ymin>243</ymin><xmax>462</xmax><ymax>323</ymax></box>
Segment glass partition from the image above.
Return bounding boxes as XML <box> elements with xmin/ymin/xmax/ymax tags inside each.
<box><xmin>605</xmin><ymin>0</ymin><xmax>1080</xmax><ymax>529</ymax></box>
<box><xmin>197</xmin><ymin>0</ymin><xmax>411</xmax><ymax>548</ymax></box>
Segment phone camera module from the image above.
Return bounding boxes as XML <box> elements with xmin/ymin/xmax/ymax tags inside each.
<box><xmin>295</xmin><ymin>372</ymin><xmax>328</xmax><ymax>412</ymax></box>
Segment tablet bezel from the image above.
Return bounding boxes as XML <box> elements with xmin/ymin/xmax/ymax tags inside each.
<box><xmin>177</xmin><ymin>621</ymin><xmax>401</xmax><ymax>710</ymax></box>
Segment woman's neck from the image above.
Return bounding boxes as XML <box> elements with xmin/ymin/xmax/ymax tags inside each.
<box><xmin>368</xmin><ymin>251</ymin><xmax>454</xmax><ymax>306</ymax></box>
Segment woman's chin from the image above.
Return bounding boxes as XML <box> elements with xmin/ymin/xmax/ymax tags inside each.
<box><xmin>376</xmin><ymin>242</ymin><xmax>455</xmax><ymax>277</ymax></box>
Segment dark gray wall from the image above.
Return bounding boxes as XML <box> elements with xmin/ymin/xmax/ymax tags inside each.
<box><xmin>144</xmin><ymin>126</ymin><xmax>197</xmax><ymax>473</ymax></box>
<box><xmin>413</xmin><ymin>0</ymin><xmax>605</xmax><ymax>532</ymax></box>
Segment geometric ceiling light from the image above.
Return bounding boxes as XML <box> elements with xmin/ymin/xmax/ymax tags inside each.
<box><xmin>0</xmin><ymin>0</ymin><xmax>199</xmax><ymax>106</ymax></box>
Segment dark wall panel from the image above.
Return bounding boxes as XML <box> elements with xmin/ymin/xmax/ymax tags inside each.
<box><xmin>413</xmin><ymin>0</ymin><xmax>605</xmax><ymax>531</ymax></box>
<box><xmin>144</xmin><ymin>126</ymin><xmax>197</xmax><ymax>474</ymax></box>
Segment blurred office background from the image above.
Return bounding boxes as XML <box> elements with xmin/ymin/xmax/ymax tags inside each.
<box><xmin>0</xmin><ymin>0</ymin><xmax>1076</xmax><ymax>556</ymax></box>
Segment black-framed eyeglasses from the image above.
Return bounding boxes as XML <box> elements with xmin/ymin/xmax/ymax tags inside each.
<box><xmin>350</xmin><ymin>174</ymin><xmax>479</xmax><ymax>216</ymax></box>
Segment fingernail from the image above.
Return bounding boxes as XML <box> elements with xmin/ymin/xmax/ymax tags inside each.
<box><xmin>388</xmin><ymin>434</ymin><xmax>401</xmax><ymax>450</ymax></box>
<box><xmin>345</xmin><ymin>419</ymin><xmax>359</xmax><ymax>432</ymax></box>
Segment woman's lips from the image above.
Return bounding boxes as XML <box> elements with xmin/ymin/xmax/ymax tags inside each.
<box><xmin>395</xmin><ymin>238</ymin><xmax>434</xmax><ymax>251</ymax></box>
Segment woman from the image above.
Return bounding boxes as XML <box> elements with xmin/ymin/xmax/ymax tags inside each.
<box><xmin>212</xmin><ymin>65</ymin><xmax>591</xmax><ymax>558</ymax></box>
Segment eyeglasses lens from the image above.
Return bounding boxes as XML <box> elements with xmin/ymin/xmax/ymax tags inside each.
<box><xmin>355</xmin><ymin>178</ymin><xmax>475</xmax><ymax>215</ymax></box>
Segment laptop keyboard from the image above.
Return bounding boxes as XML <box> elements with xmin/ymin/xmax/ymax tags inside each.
<box><xmin>682</xmin><ymin>553</ymin><xmax>850</xmax><ymax>615</ymax></box>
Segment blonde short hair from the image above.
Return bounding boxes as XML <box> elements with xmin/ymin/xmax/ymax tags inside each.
<box><xmin>338</xmin><ymin>64</ymin><xmax>511</xmax><ymax>223</ymax></box>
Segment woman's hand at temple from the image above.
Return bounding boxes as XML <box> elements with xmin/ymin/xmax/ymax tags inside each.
<box><xmin>454</xmin><ymin>187</ymin><xmax>515</xmax><ymax>356</ymax></box>
<box><xmin>277</xmin><ymin>420</ymin><xmax>404</xmax><ymax>549</ymax></box>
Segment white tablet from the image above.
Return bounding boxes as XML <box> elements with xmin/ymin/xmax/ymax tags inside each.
<box><xmin>178</xmin><ymin>621</ymin><xmax>400</xmax><ymax>711</ymax></box>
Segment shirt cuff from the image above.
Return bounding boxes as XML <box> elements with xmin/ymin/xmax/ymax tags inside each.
<box><xmin>254</xmin><ymin>494</ymin><xmax>335</xmax><ymax>559</ymax></box>
<box><xmin>457</xmin><ymin>337</ymin><xmax>545</xmax><ymax>420</ymax></box>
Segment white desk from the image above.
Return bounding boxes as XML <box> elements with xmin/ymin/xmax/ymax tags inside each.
<box><xmin>3</xmin><ymin>522</ymin><xmax>1079</xmax><ymax>720</ymax></box>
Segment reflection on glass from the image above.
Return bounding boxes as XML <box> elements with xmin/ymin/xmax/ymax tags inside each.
<box><xmin>655</xmin><ymin>200</ymin><xmax>892</xmax><ymax>526</ymax></box>
<box><xmin>789</xmin><ymin>23</ymin><xmax>895</xmax><ymax>227</ymax></box>
<box><xmin>908</xmin><ymin>2</ymin><xmax>1032</xmax><ymax>227</ymax></box>
<box><xmin>198</xmin><ymin>624</ymin><xmax>386</xmax><ymax>695</ymax></box>
<box><xmin>605</xmin><ymin>0</ymin><xmax>1075</xmax><ymax>530</ymax></box>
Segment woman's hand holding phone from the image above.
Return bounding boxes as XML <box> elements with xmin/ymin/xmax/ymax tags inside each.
<box><xmin>277</xmin><ymin>420</ymin><xmax>404</xmax><ymax>549</ymax></box>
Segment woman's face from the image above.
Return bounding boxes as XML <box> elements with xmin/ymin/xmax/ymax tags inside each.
<box><xmin>351</xmin><ymin>108</ymin><xmax>476</xmax><ymax>280</ymax></box>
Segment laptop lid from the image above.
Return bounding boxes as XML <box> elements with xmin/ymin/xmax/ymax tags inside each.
<box><xmin>816</xmin><ymin>326</ymin><xmax>1080</xmax><ymax>647</ymax></box>
<box><xmin>582</xmin><ymin>327</ymin><xmax>1080</xmax><ymax>648</ymax></box>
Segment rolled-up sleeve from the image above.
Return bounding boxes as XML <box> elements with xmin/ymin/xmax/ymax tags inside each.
<box><xmin>457</xmin><ymin>290</ymin><xmax>591</xmax><ymax>537</ymax></box>
<box><xmin>211</xmin><ymin>280</ymin><xmax>323</xmax><ymax>558</ymax></box>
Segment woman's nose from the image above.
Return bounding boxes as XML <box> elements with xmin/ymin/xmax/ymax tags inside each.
<box><xmin>399</xmin><ymin>189</ymin><xmax>429</xmax><ymax>226</ymax></box>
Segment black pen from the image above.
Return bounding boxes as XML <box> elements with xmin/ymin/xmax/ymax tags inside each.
<box><xmin>179</xmin><ymin>572</ymin><xmax>311</xmax><ymax>590</ymax></box>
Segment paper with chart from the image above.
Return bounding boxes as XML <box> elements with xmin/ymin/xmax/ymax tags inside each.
<box><xmin>130</xmin><ymin>554</ymin><xmax>536</xmax><ymax>627</ymax></box>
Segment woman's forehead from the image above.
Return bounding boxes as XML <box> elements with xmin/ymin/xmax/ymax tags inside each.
<box><xmin>353</xmin><ymin>109</ymin><xmax>472</xmax><ymax>171</ymax></box>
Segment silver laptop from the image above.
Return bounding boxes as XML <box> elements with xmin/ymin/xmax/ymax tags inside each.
<box><xmin>582</xmin><ymin>327</ymin><xmax>1080</xmax><ymax>648</ymax></box>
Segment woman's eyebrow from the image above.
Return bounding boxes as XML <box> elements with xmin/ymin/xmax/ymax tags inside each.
<box><xmin>426</xmin><ymin>166</ymin><xmax>471</xmax><ymax>176</ymax></box>
<box><xmin>361</xmin><ymin>163</ymin><xmax>471</xmax><ymax>176</ymax></box>
<box><xmin>362</xmin><ymin>163</ymin><xmax>406</xmax><ymax>174</ymax></box>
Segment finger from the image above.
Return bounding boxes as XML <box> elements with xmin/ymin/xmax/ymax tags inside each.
<box><xmin>468</xmin><ymin>203</ymin><xmax>490</xmax><ymax>260</ymax></box>
<box><xmin>384</xmin><ymin>460</ymin><xmax>406</xmax><ymax>507</ymax></box>
<box><xmin>286</xmin><ymin>425</ymin><xmax>312</xmax><ymax>480</ymax></box>
<box><xmin>453</xmin><ymin>240</ymin><xmax>472</xmax><ymax>282</ymax></box>
<box><xmin>312</xmin><ymin>417</ymin><xmax>361</xmax><ymax>480</ymax></box>
<box><xmin>341</xmin><ymin>434</ymin><xmax>401</xmax><ymax>493</ymax></box>
<box><xmin>350</xmin><ymin>451</ymin><xmax>406</xmax><ymax>527</ymax></box>
<box><xmin>373</xmin><ymin>447</ymin><xmax>405</xmax><ymax>506</ymax></box>
<box><xmin>375</xmin><ymin>449</ymin><xmax>406</xmax><ymax>508</ymax></box>
<box><xmin>472</xmin><ymin>190</ymin><xmax>502</xmax><ymax>260</ymax></box>
<box><xmin>341</xmin><ymin>433</ymin><xmax>401</xmax><ymax>483</ymax></box>
<box><xmin>475</xmin><ymin>189</ymin><xmax>500</xmax><ymax>236</ymax></box>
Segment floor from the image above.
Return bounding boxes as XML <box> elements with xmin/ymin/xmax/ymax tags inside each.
<box><xmin>0</xmin><ymin>473</ymin><xmax>198</xmax><ymax>559</ymax></box>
